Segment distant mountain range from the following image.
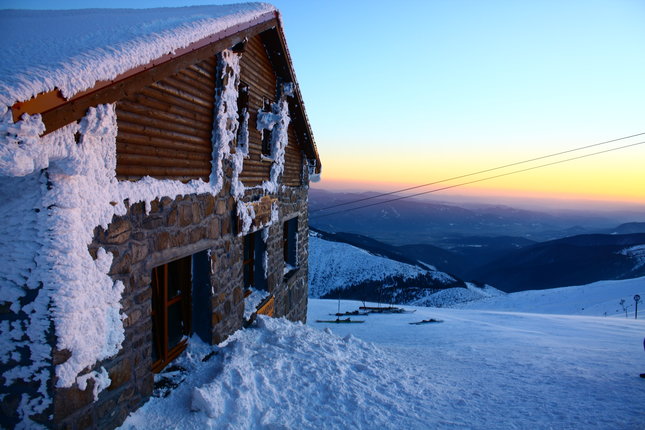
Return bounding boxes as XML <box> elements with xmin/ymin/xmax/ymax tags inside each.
<box><xmin>308</xmin><ymin>189</ymin><xmax>645</xmax><ymax>293</ymax></box>
<box><xmin>309</xmin><ymin>189</ymin><xmax>645</xmax><ymax>245</ymax></box>
<box><xmin>468</xmin><ymin>233</ymin><xmax>645</xmax><ymax>292</ymax></box>
<box><xmin>309</xmin><ymin>227</ymin><xmax>645</xmax><ymax>294</ymax></box>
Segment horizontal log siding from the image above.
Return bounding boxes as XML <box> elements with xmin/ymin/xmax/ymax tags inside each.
<box><xmin>283</xmin><ymin>123</ymin><xmax>303</xmax><ymax>186</ymax></box>
<box><xmin>239</xmin><ymin>35</ymin><xmax>275</xmax><ymax>186</ymax></box>
<box><xmin>239</xmin><ymin>35</ymin><xmax>304</xmax><ymax>187</ymax></box>
<box><xmin>116</xmin><ymin>57</ymin><xmax>217</xmax><ymax>181</ymax></box>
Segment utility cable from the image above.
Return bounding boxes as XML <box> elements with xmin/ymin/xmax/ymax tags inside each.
<box><xmin>311</xmin><ymin>132</ymin><xmax>645</xmax><ymax>214</ymax></box>
<box><xmin>310</xmin><ymin>140</ymin><xmax>645</xmax><ymax>220</ymax></box>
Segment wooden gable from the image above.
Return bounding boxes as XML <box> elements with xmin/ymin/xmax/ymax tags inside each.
<box><xmin>239</xmin><ymin>34</ymin><xmax>304</xmax><ymax>187</ymax></box>
<box><xmin>9</xmin><ymin>14</ymin><xmax>320</xmax><ymax>179</ymax></box>
<box><xmin>115</xmin><ymin>57</ymin><xmax>217</xmax><ymax>182</ymax></box>
<box><xmin>239</xmin><ymin>34</ymin><xmax>277</xmax><ymax>185</ymax></box>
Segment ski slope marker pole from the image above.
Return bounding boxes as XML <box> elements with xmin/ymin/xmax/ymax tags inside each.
<box><xmin>635</xmin><ymin>295</ymin><xmax>640</xmax><ymax>320</ymax></box>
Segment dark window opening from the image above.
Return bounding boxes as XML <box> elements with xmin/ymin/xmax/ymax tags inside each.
<box><xmin>261</xmin><ymin>98</ymin><xmax>273</xmax><ymax>156</ymax></box>
<box><xmin>243</xmin><ymin>230</ymin><xmax>268</xmax><ymax>291</ymax></box>
<box><xmin>151</xmin><ymin>250</ymin><xmax>210</xmax><ymax>373</ymax></box>
<box><xmin>283</xmin><ymin>217</ymin><xmax>298</xmax><ymax>276</ymax></box>
<box><xmin>236</xmin><ymin>81</ymin><xmax>249</xmax><ymax>151</ymax></box>
<box><xmin>243</xmin><ymin>232</ymin><xmax>255</xmax><ymax>289</ymax></box>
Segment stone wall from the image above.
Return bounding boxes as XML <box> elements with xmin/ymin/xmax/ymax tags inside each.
<box><xmin>52</xmin><ymin>178</ymin><xmax>310</xmax><ymax>429</ymax></box>
<box><xmin>274</xmin><ymin>186</ymin><xmax>309</xmax><ymax>322</ymax></box>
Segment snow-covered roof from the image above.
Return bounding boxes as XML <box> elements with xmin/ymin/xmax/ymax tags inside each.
<box><xmin>0</xmin><ymin>3</ymin><xmax>276</xmax><ymax>111</ymax></box>
<box><xmin>1</xmin><ymin>3</ymin><xmax>320</xmax><ymax>173</ymax></box>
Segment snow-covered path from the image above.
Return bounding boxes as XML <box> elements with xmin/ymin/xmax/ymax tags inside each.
<box><xmin>120</xmin><ymin>298</ymin><xmax>645</xmax><ymax>430</ymax></box>
<box><xmin>311</xmin><ymin>301</ymin><xmax>645</xmax><ymax>429</ymax></box>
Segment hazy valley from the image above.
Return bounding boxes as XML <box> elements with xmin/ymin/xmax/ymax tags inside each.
<box><xmin>308</xmin><ymin>189</ymin><xmax>645</xmax><ymax>297</ymax></box>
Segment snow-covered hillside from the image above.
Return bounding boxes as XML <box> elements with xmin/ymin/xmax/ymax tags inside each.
<box><xmin>459</xmin><ymin>276</ymin><xmax>645</xmax><ymax>317</ymax></box>
<box><xmin>408</xmin><ymin>282</ymin><xmax>505</xmax><ymax>307</ymax></box>
<box><xmin>120</xmin><ymin>279</ymin><xmax>645</xmax><ymax>429</ymax></box>
<box><xmin>308</xmin><ymin>234</ymin><xmax>458</xmax><ymax>298</ymax></box>
<box><xmin>620</xmin><ymin>245</ymin><xmax>645</xmax><ymax>270</ymax></box>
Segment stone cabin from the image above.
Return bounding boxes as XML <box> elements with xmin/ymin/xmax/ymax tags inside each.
<box><xmin>0</xmin><ymin>4</ymin><xmax>320</xmax><ymax>429</ymax></box>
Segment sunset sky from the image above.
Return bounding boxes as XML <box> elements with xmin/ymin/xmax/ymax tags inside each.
<box><xmin>6</xmin><ymin>0</ymin><xmax>645</xmax><ymax>208</ymax></box>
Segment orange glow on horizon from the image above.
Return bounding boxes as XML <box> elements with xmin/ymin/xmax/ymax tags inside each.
<box><xmin>314</xmin><ymin>178</ymin><xmax>644</xmax><ymax>206</ymax></box>
<box><xmin>316</xmin><ymin>144</ymin><xmax>645</xmax><ymax>208</ymax></box>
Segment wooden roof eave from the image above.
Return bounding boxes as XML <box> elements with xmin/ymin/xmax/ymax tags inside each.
<box><xmin>10</xmin><ymin>11</ymin><xmax>280</xmax><ymax>136</ymax></box>
<box><xmin>261</xmin><ymin>17</ymin><xmax>321</xmax><ymax>175</ymax></box>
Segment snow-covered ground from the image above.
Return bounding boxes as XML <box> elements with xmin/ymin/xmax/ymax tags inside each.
<box><xmin>408</xmin><ymin>282</ymin><xmax>505</xmax><ymax>307</ymax></box>
<box><xmin>459</xmin><ymin>277</ymin><xmax>645</xmax><ymax>317</ymax></box>
<box><xmin>119</xmin><ymin>278</ymin><xmax>645</xmax><ymax>430</ymax></box>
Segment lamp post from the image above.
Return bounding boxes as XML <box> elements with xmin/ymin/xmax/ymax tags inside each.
<box><xmin>635</xmin><ymin>295</ymin><xmax>641</xmax><ymax>320</ymax></box>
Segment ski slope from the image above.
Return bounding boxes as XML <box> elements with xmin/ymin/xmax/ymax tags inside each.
<box><xmin>459</xmin><ymin>276</ymin><xmax>645</xmax><ymax>317</ymax></box>
<box><xmin>119</xmin><ymin>277</ymin><xmax>645</xmax><ymax>429</ymax></box>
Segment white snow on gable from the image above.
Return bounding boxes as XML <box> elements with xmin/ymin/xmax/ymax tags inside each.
<box><xmin>0</xmin><ymin>4</ymin><xmax>276</xmax><ymax>111</ymax></box>
<box><xmin>256</xmin><ymin>85</ymin><xmax>292</xmax><ymax>193</ymax></box>
<box><xmin>212</xmin><ymin>50</ymin><xmax>248</xmax><ymax>200</ymax></box>
<box><xmin>0</xmin><ymin>105</ymin><xmax>126</xmax><ymax>422</ymax></box>
<box><xmin>45</xmin><ymin>106</ymin><xmax>126</xmax><ymax>389</ymax></box>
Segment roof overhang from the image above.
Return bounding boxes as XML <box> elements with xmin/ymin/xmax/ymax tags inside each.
<box><xmin>10</xmin><ymin>9</ymin><xmax>321</xmax><ymax>174</ymax></box>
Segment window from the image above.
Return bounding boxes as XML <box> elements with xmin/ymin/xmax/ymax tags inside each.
<box><xmin>236</xmin><ymin>81</ymin><xmax>249</xmax><ymax>152</ymax></box>
<box><xmin>283</xmin><ymin>217</ymin><xmax>298</xmax><ymax>275</ymax></box>
<box><xmin>237</xmin><ymin>82</ymin><xmax>249</xmax><ymax>121</ymax></box>
<box><xmin>151</xmin><ymin>250</ymin><xmax>210</xmax><ymax>373</ymax></box>
<box><xmin>243</xmin><ymin>232</ymin><xmax>255</xmax><ymax>289</ymax></box>
<box><xmin>261</xmin><ymin>98</ymin><xmax>273</xmax><ymax>156</ymax></box>
<box><xmin>243</xmin><ymin>230</ymin><xmax>267</xmax><ymax>290</ymax></box>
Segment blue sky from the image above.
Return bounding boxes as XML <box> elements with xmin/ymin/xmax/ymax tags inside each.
<box><xmin>4</xmin><ymin>0</ymin><xmax>645</xmax><ymax>207</ymax></box>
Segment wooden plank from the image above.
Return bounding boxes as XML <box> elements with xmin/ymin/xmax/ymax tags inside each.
<box><xmin>239</xmin><ymin>160</ymin><xmax>273</xmax><ymax>169</ymax></box>
<box><xmin>117</xmin><ymin>153</ymin><xmax>210</xmax><ymax>169</ymax></box>
<box><xmin>256</xmin><ymin>296</ymin><xmax>275</xmax><ymax>317</ymax></box>
<box><xmin>239</xmin><ymin>170</ymin><xmax>270</xmax><ymax>179</ymax></box>
<box><xmin>118</xmin><ymin>121</ymin><xmax>210</xmax><ymax>147</ymax></box>
<box><xmin>284</xmin><ymin>152</ymin><xmax>302</xmax><ymax>161</ymax></box>
<box><xmin>190</xmin><ymin>58</ymin><xmax>217</xmax><ymax>79</ymax></box>
<box><xmin>116</xmin><ymin>130</ymin><xmax>212</xmax><ymax>154</ymax></box>
<box><xmin>163</xmin><ymin>74</ymin><xmax>215</xmax><ymax>103</ymax></box>
<box><xmin>168</xmin><ymin>74</ymin><xmax>214</xmax><ymax>100</ymax></box>
<box><xmin>240</xmin><ymin>59</ymin><xmax>276</xmax><ymax>85</ymax></box>
<box><xmin>240</xmin><ymin>63</ymin><xmax>276</xmax><ymax>91</ymax></box>
<box><xmin>242</xmin><ymin>52</ymin><xmax>274</xmax><ymax>76</ymax></box>
<box><xmin>180</xmin><ymin>67</ymin><xmax>216</xmax><ymax>89</ymax></box>
<box><xmin>240</xmin><ymin>163</ymin><xmax>271</xmax><ymax>173</ymax></box>
<box><xmin>118</xmin><ymin>174</ymin><xmax>206</xmax><ymax>183</ymax></box>
<box><xmin>116</xmin><ymin>109</ymin><xmax>213</xmax><ymax>139</ymax></box>
<box><xmin>125</xmin><ymin>92</ymin><xmax>213</xmax><ymax>124</ymax></box>
<box><xmin>150</xmin><ymin>81</ymin><xmax>214</xmax><ymax>110</ymax></box>
<box><xmin>139</xmin><ymin>86</ymin><xmax>213</xmax><ymax>117</ymax></box>
<box><xmin>116</xmin><ymin>165</ymin><xmax>211</xmax><ymax>178</ymax></box>
<box><xmin>117</xmin><ymin>142</ymin><xmax>211</xmax><ymax>161</ymax></box>
<box><xmin>188</xmin><ymin>64</ymin><xmax>215</xmax><ymax>81</ymax></box>
<box><xmin>117</xmin><ymin>100</ymin><xmax>213</xmax><ymax>133</ymax></box>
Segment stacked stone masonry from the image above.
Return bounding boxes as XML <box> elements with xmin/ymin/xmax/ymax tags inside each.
<box><xmin>53</xmin><ymin>167</ymin><xmax>310</xmax><ymax>429</ymax></box>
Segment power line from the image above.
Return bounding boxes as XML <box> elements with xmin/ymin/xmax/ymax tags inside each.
<box><xmin>310</xmin><ymin>140</ymin><xmax>645</xmax><ymax>220</ymax></box>
<box><xmin>311</xmin><ymin>132</ymin><xmax>645</xmax><ymax>214</ymax></box>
